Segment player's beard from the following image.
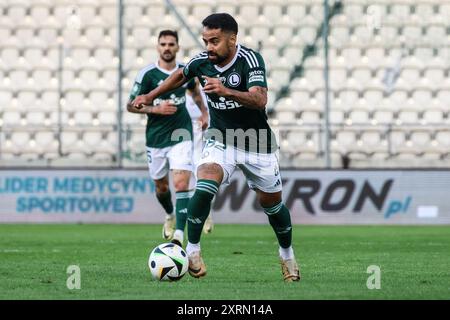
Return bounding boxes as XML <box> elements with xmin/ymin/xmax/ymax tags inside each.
<box><xmin>161</xmin><ymin>52</ymin><xmax>175</xmax><ymax>63</ymax></box>
<box><xmin>208</xmin><ymin>52</ymin><xmax>227</xmax><ymax>65</ymax></box>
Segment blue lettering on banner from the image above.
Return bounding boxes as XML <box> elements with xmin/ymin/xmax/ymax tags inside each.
<box><xmin>110</xmin><ymin>178</ymin><xmax>120</xmax><ymax>194</ymax></box>
<box><xmin>79</xmin><ymin>198</ymin><xmax>90</xmax><ymax>212</ymax></box>
<box><xmin>0</xmin><ymin>177</ymin><xmax>48</xmax><ymax>193</ymax></box>
<box><xmin>16</xmin><ymin>197</ymin><xmax>134</xmax><ymax>214</ymax></box>
<box><xmin>72</xmin><ymin>178</ymin><xmax>81</xmax><ymax>193</ymax></box>
<box><xmin>384</xmin><ymin>196</ymin><xmax>412</xmax><ymax>219</ymax></box>
<box><xmin>96</xmin><ymin>178</ymin><xmax>109</xmax><ymax>193</ymax></box>
<box><xmin>16</xmin><ymin>197</ymin><xmax>27</xmax><ymax>212</ymax></box>
<box><xmin>82</xmin><ymin>178</ymin><xmax>95</xmax><ymax>193</ymax></box>
<box><xmin>52</xmin><ymin>177</ymin><xmax>152</xmax><ymax>194</ymax></box>
<box><xmin>8</xmin><ymin>174</ymin><xmax>153</xmax><ymax>215</ymax></box>
<box><xmin>54</xmin><ymin>178</ymin><xmax>69</xmax><ymax>192</ymax></box>
<box><xmin>55</xmin><ymin>197</ymin><xmax>66</xmax><ymax>212</ymax></box>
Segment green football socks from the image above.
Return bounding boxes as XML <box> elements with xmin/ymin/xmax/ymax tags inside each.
<box><xmin>156</xmin><ymin>190</ymin><xmax>173</xmax><ymax>215</ymax></box>
<box><xmin>187</xmin><ymin>179</ymin><xmax>219</xmax><ymax>244</ymax></box>
<box><xmin>175</xmin><ymin>191</ymin><xmax>190</xmax><ymax>231</ymax></box>
<box><xmin>263</xmin><ymin>202</ymin><xmax>293</xmax><ymax>249</ymax></box>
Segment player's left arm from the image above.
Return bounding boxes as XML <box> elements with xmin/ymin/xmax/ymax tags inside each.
<box><xmin>202</xmin><ymin>77</ymin><xmax>267</xmax><ymax>110</ymax></box>
<box><xmin>132</xmin><ymin>69</ymin><xmax>188</xmax><ymax>108</ymax></box>
<box><xmin>223</xmin><ymin>86</ymin><xmax>267</xmax><ymax>110</ymax></box>
<box><xmin>203</xmin><ymin>51</ymin><xmax>268</xmax><ymax>110</ymax></box>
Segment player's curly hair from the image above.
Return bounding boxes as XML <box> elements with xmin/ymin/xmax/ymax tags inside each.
<box><xmin>202</xmin><ymin>13</ymin><xmax>238</xmax><ymax>35</ymax></box>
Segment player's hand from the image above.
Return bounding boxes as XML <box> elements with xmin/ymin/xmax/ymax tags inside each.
<box><xmin>132</xmin><ymin>94</ymin><xmax>152</xmax><ymax>108</ymax></box>
<box><xmin>151</xmin><ymin>100</ymin><xmax>177</xmax><ymax>115</ymax></box>
<box><xmin>202</xmin><ymin>76</ymin><xmax>229</xmax><ymax>96</ymax></box>
<box><xmin>200</xmin><ymin>110</ymin><xmax>209</xmax><ymax>131</ymax></box>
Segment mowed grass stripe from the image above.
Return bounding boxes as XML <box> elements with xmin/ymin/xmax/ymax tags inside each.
<box><xmin>0</xmin><ymin>224</ymin><xmax>448</xmax><ymax>299</ymax></box>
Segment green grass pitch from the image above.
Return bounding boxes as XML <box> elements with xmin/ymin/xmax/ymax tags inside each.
<box><xmin>0</xmin><ymin>224</ymin><xmax>448</xmax><ymax>299</ymax></box>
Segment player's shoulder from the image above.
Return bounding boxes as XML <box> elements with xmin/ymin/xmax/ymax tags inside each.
<box><xmin>191</xmin><ymin>51</ymin><xmax>209</xmax><ymax>59</ymax></box>
<box><xmin>185</xmin><ymin>51</ymin><xmax>209</xmax><ymax>67</ymax></box>
<box><xmin>135</xmin><ymin>63</ymin><xmax>157</xmax><ymax>82</ymax></box>
<box><xmin>237</xmin><ymin>45</ymin><xmax>265</xmax><ymax>69</ymax></box>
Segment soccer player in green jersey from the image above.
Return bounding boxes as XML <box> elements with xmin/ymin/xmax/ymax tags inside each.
<box><xmin>127</xmin><ymin>30</ymin><xmax>209</xmax><ymax>246</ymax></box>
<box><xmin>132</xmin><ymin>15</ymin><xmax>300</xmax><ymax>282</ymax></box>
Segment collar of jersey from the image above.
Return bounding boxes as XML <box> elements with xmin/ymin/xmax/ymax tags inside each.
<box><xmin>213</xmin><ymin>44</ymin><xmax>241</xmax><ymax>73</ymax></box>
<box><xmin>156</xmin><ymin>61</ymin><xmax>179</xmax><ymax>75</ymax></box>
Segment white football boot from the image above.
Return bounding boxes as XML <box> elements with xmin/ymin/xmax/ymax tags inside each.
<box><xmin>280</xmin><ymin>257</ymin><xmax>301</xmax><ymax>282</ymax></box>
<box><xmin>162</xmin><ymin>214</ymin><xmax>175</xmax><ymax>240</ymax></box>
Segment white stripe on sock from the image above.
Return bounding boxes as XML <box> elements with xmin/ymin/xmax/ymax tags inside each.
<box><xmin>197</xmin><ymin>182</ymin><xmax>218</xmax><ymax>191</ymax></box>
<box><xmin>196</xmin><ymin>186</ymin><xmax>216</xmax><ymax>195</ymax></box>
<box><xmin>196</xmin><ymin>183</ymin><xmax>218</xmax><ymax>194</ymax></box>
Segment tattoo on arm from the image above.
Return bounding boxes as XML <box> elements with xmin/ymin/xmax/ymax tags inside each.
<box><xmin>127</xmin><ymin>100</ymin><xmax>153</xmax><ymax>114</ymax></box>
<box><xmin>127</xmin><ymin>100</ymin><xmax>140</xmax><ymax>113</ymax></box>
<box><xmin>225</xmin><ymin>86</ymin><xmax>267</xmax><ymax>110</ymax></box>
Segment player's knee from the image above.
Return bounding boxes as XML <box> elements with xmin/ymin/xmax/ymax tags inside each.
<box><xmin>154</xmin><ymin>179</ymin><xmax>169</xmax><ymax>194</ymax></box>
<box><xmin>173</xmin><ymin>179</ymin><xmax>189</xmax><ymax>192</ymax></box>
<box><xmin>156</xmin><ymin>185</ymin><xmax>169</xmax><ymax>195</ymax></box>
<box><xmin>172</xmin><ymin>170</ymin><xmax>191</xmax><ymax>191</ymax></box>
<box><xmin>258</xmin><ymin>191</ymin><xmax>282</xmax><ymax>208</ymax></box>
<box><xmin>197</xmin><ymin>163</ymin><xmax>223</xmax><ymax>184</ymax></box>
<box><xmin>262</xmin><ymin>201</ymin><xmax>285</xmax><ymax>216</ymax></box>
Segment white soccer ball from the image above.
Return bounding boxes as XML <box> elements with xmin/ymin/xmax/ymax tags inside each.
<box><xmin>148</xmin><ymin>243</ymin><xmax>189</xmax><ymax>281</ymax></box>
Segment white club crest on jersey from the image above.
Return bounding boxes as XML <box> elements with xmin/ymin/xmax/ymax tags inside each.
<box><xmin>227</xmin><ymin>72</ymin><xmax>241</xmax><ymax>87</ymax></box>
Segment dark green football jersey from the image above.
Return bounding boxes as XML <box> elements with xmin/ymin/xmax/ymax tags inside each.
<box><xmin>182</xmin><ymin>44</ymin><xmax>278</xmax><ymax>154</ymax></box>
<box><xmin>129</xmin><ymin>62</ymin><xmax>195</xmax><ymax>148</ymax></box>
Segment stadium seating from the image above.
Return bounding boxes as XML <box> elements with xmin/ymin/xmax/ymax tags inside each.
<box><xmin>271</xmin><ymin>0</ymin><xmax>450</xmax><ymax>167</ymax></box>
<box><xmin>0</xmin><ymin>0</ymin><xmax>448</xmax><ymax>167</ymax></box>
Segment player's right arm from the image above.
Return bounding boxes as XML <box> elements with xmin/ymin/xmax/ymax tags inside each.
<box><xmin>126</xmin><ymin>100</ymin><xmax>177</xmax><ymax>115</ymax></box>
<box><xmin>131</xmin><ymin>69</ymin><xmax>187</xmax><ymax>108</ymax></box>
<box><xmin>127</xmin><ymin>68</ymin><xmax>178</xmax><ymax>115</ymax></box>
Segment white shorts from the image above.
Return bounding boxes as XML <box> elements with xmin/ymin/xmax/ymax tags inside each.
<box><xmin>146</xmin><ymin>141</ymin><xmax>193</xmax><ymax>180</ymax></box>
<box><xmin>197</xmin><ymin>139</ymin><xmax>283</xmax><ymax>193</ymax></box>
